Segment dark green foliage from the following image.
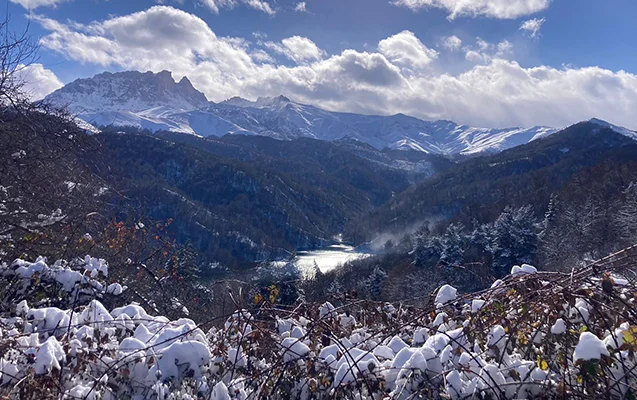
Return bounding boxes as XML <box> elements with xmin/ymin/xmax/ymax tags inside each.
<box><xmin>347</xmin><ymin>122</ymin><xmax>637</xmax><ymax>243</ymax></box>
<box><xmin>87</xmin><ymin>129</ymin><xmax>441</xmax><ymax>267</ymax></box>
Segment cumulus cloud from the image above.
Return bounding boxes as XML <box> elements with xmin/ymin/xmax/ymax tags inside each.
<box><xmin>15</xmin><ymin>63</ymin><xmax>64</xmax><ymax>100</ymax></box>
<box><xmin>294</xmin><ymin>2</ymin><xmax>307</xmax><ymax>12</ymax></box>
<box><xmin>199</xmin><ymin>0</ymin><xmax>275</xmax><ymax>15</ymax></box>
<box><xmin>520</xmin><ymin>17</ymin><xmax>546</xmax><ymax>38</ymax></box>
<box><xmin>35</xmin><ymin>5</ymin><xmax>637</xmax><ymax>130</ymax></box>
<box><xmin>442</xmin><ymin>35</ymin><xmax>462</xmax><ymax>51</ymax></box>
<box><xmin>378</xmin><ymin>30</ymin><xmax>438</xmax><ymax>72</ymax></box>
<box><xmin>251</xmin><ymin>49</ymin><xmax>275</xmax><ymax>63</ymax></box>
<box><xmin>265</xmin><ymin>36</ymin><xmax>326</xmax><ymax>64</ymax></box>
<box><xmin>9</xmin><ymin>0</ymin><xmax>70</xmax><ymax>9</ymax></box>
<box><xmin>391</xmin><ymin>0</ymin><xmax>551</xmax><ymax>19</ymax></box>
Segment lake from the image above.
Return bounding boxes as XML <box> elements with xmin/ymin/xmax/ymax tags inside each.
<box><xmin>272</xmin><ymin>244</ymin><xmax>372</xmax><ymax>277</ymax></box>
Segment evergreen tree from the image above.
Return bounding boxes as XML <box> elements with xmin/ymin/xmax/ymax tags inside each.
<box><xmin>617</xmin><ymin>182</ymin><xmax>637</xmax><ymax>243</ymax></box>
<box><xmin>489</xmin><ymin>205</ymin><xmax>538</xmax><ymax>276</ymax></box>
<box><xmin>411</xmin><ymin>225</ymin><xmax>441</xmax><ymax>266</ymax></box>
<box><xmin>439</xmin><ymin>223</ymin><xmax>466</xmax><ymax>267</ymax></box>
<box><xmin>366</xmin><ymin>267</ymin><xmax>387</xmax><ymax>299</ymax></box>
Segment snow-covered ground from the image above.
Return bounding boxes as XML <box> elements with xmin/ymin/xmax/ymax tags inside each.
<box><xmin>2</xmin><ymin>256</ymin><xmax>636</xmax><ymax>399</ymax></box>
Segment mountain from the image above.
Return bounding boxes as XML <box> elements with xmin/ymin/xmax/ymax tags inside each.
<box><xmin>45</xmin><ymin>70</ymin><xmax>559</xmax><ymax>155</ymax></box>
<box><xmin>83</xmin><ymin>125</ymin><xmax>453</xmax><ymax>268</ymax></box>
<box><xmin>346</xmin><ymin>120</ymin><xmax>637</xmax><ymax>243</ymax></box>
<box><xmin>46</xmin><ymin>70</ymin><xmax>209</xmax><ymax>133</ymax></box>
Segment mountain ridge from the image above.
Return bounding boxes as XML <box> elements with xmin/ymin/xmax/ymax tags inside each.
<box><xmin>345</xmin><ymin>120</ymin><xmax>637</xmax><ymax>243</ymax></box>
<box><xmin>45</xmin><ymin>70</ymin><xmax>566</xmax><ymax>155</ymax></box>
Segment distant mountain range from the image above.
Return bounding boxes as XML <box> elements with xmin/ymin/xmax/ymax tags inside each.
<box><xmin>46</xmin><ymin>70</ymin><xmax>560</xmax><ymax>155</ymax></box>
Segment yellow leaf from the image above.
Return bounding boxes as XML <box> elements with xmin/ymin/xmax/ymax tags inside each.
<box><xmin>622</xmin><ymin>326</ymin><xmax>637</xmax><ymax>348</ymax></box>
<box><xmin>537</xmin><ymin>356</ymin><xmax>549</xmax><ymax>371</ymax></box>
<box><xmin>254</xmin><ymin>293</ymin><xmax>263</xmax><ymax>304</ymax></box>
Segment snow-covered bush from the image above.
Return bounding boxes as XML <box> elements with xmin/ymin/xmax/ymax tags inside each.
<box><xmin>2</xmin><ymin>251</ymin><xmax>637</xmax><ymax>399</ymax></box>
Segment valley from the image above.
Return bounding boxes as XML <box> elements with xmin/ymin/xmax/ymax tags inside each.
<box><xmin>4</xmin><ymin>1</ymin><xmax>637</xmax><ymax>398</ymax></box>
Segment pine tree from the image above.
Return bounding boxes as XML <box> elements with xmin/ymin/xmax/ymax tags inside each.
<box><xmin>366</xmin><ymin>267</ymin><xmax>387</xmax><ymax>299</ymax></box>
<box><xmin>489</xmin><ymin>205</ymin><xmax>538</xmax><ymax>276</ymax></box>
<box><xmin>439</xmin><ymin>223</ymin><xmax>466</xmax><ymax>267</ymax></box>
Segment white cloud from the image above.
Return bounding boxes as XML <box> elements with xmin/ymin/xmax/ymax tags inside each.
<box><xmin>442</xmin><ymin>35</ymin><xmax>462</xmax><ymax>51</ymax></box>
<box><xmin>476</xmin><ymin>38</ymin><xmax>490</xmax><ymax>51</ymax></box>
<box><xmin>265</xmin><ymin>36</ymin><xmax>326</xmax><ymax>64</ymax></box>
<box><xmin>465</xmin><ymin>50</ymin><xmax>490</xmax><ymax>63</ymax></box>
<box><xmin>294</xmin><ymin>2</ymin><xmax>307</xmax><ymax>12</ymax></box>
<box><xmin>378</xmin><ymin>30</ymin><xmax>438</xmax><ymax>71</ymax></box>
<box><xmin>464</xmin><ymin>38</ymin><xmax>512</xmax><ymax>64</ymax></box>
<box><xmin>252</xmin><ymin>31</ymin><xmax>267</xmax><ymax>41</ymax></box>
<box><xmin>496</xmin><ymin>40</ymin><xmax>513</xmax><ymax>55</ymax></box>
<box><xmin>35</xmin><ymin>5</ymin><xmax>637</xmax><ymax>130</ymax></box>
<box><xmin>15</xmin><ymin>63</ymin><xmax>64</xmax><ymax>100</ymax></box>
<box><xmin>391</xmin><ymin>0</ymin><xmax>551</xmax><ymax>19</ymax></box>
<box><xmin>9</xmin><ymin>0</ymin><xmax>70</xmax><ymax>9</ymax></box>
<box><xmin>199</xmin><ymin>0</ymin><xmax>275</xmax><ymax>15</ymax></box>
<box><xmin>520</xmin><ymin>17</ymin><xmax>546</xmax><ymax>38</ymax></box>
<box><xmin>251</xmin><ymin>49</ymin><xmax>275</xmax><ymax>63</ymax></box>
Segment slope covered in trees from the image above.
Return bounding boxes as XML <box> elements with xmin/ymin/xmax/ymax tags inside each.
<box><xmin>348</xmin><ymin>121</ymin><xmax>637</xmax><ymax>244</ymax></box>
<box><xmin>88</xmin><ymin>127</ymin><xmax>450</xmax><ymax>269</ymax></box>
<box><xmin>1</xmin><ymin>109</ymin><xmax>451</xmax><ymax>272</ymax></box>
<box><xmin>310</xmin><ymin>122</ymin><xmax>637</xmax><ymax>300</ymax></box>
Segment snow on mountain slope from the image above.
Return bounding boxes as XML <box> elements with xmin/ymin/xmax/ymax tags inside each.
<box><xmin>588</xmin><ymin>118</ymin><xmax>637</xmax><ymax>140</ymax></box>
<box><xmin>47</xmin><ymin>70</ymin><xmax>208</xmax><ymax>113</ymax></box>
<box><xmin>46</xmin><ymin>70</ymin><xmax>562</xmax><ymax>155</ymax></box>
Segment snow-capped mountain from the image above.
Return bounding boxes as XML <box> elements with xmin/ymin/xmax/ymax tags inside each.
<box><xmin>46</xmin><ymin>70</ymin><xmax>560</xmax><ymax>155</ymax></box>
<box><xmin>588</xmin><ymin>117</ymin><xmax>637</xmax><ymax>140</ymax></box>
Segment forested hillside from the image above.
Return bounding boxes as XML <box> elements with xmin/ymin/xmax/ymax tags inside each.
<box><xmin>1</xmin><ymin>111</ymin><xmax>452</xmax><ymax>272</ymax></box>
<box><xmin>316</xmin><ymin>122</ymin><xmax>637</xmax><ymax>300</ymax></box>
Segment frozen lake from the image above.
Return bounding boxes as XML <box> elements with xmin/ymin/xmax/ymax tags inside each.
<box><xmin>273</xmin><ymin>244</ymin><xmax>372</xmax><ymax>276</ymax></box>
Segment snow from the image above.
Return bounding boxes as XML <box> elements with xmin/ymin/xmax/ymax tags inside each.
<box><xmin>446</xmin><ymin>370</ymin><xmax>463</xmax><ymax>398</ymax></box>
<box><xmin>413</xmin><ymin>327</ymin><xmax>429</xmax><ymax>345</ymax></box>
<box><xmin>155</xmin><ymin>341</ymin><xmax>211</xmax><ymax>379</ymax></box>
<box><xmin>2</xmin><ymin>254</ymin><xmax>636</xmax><ymax>399</ymax></box>
<box><xmin>27</xmin><ymin>307</ymin><xmax>71</xmax><ymax>335</ymax></box>
<box><xmin>45</xmin><ymin>70</ymin><xmax>563</xmax><ymax>156</ymax></box>
<box><xmin>65</xmin><ymin>385</ymin><xmax>97</xmax><ymax>400</ymax></box>
<box><xmin>471</xmin><ymin>299</ymin><xmax>486</xmax><ymax>313</ymax></box>
<box><xmin>319</xmin><ymin>301</ymin><xmax>336</xmax><ymax>318</ymax></box>
<box><xmin>34</xmin><ymin>336</ymin><xmax>65</xmax><ymax>374</ymax></box>
<box><xmin>212</xmin><ymin>381</ymin><xmax>230</xmax><ymax>400</ymax></box>
<box><xmin>574</xmin><ymin>298</ymin><xmax>591</xmax><ymax>322</ymax></box>
<box><xmin>433</xmin><ymin>312</ymin><xmax>448</xmax><ymax>326</ymax></box>
<box><xmin>387</xmin><ymin>336</ymin><xmax>409</xmax><ymax>354</ymax></box>
<box><xmin>487</xmin><ymin>325</ymin><xmax>506</xmax><ymax>347</ymax></box>
<box><xmin>373</xmin><ymin>345</ymin><xmax>395</xmax><ymax>360</ymax></box>
<box><xmin>511</xmin><ymin>264</ymin><xmax>538</xmax><ymax>275</ymax></box>
<box><xmin>589</xmin><ymin>118</ymin><xmax>637</xmax><ymax>140</ymax></box>
<box><xmin>574</xmin><ymin>332</ymin><xmax>609</xmax><ymax>361</ymax></box>
<box><xmin>106</xmin><ymin>282</ymin><xmax>125</xmax><ymax>295</ymax></box>
<box><xmin>83</xmin><ymin>255</ymin><xmax>108</xmax><ymax>277</ymax></box>
<box><xmin>435</xmin><ymin>284</ymin><xmax>457</xmax><ymax>305</ymax></box>
<box><xmin>551</xmin><ymin>318</ymin><xmax>567</xmax><ymax>334</ymax></box>
<box><xmin>281</xmin><ymin>337</ymin><xmax>311</xmax><ymax>361</ymax></box>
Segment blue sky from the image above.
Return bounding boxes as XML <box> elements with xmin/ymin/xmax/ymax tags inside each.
<box><xmin>7</xmin><ymin>0</ymin><xmax>637</xmax><ymax>129</ymax></box>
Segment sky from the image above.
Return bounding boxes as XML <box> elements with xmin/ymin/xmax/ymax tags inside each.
<box><xmin>6</xmin><ymin>0</ymin><xmax>637</xmax><ymax>129</ymax></box>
